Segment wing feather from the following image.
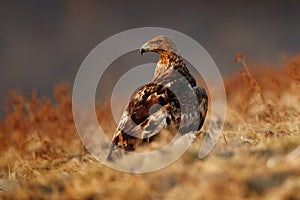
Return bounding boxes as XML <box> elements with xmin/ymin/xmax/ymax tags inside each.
<box><xmin>110</xmin><ymin>82</ymin><xmax>177</xmax><ymax>151</ymax></box>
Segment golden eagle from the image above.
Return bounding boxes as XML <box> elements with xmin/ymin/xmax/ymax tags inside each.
<box><xmin>107</xmin><ymin>35</ymin><xmax>208</xmax><ymax>160</ymax></box>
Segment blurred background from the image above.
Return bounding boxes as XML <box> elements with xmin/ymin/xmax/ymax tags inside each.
<box><xmin>0</xmin><ymin>0</ymin><xmax>299</xmax><ymax>117</ymax></box>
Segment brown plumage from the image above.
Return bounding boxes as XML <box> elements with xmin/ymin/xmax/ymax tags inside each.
<box><xmin>107</xmin><ymin>35</ymin><xmax>208</xmax><ymax>160</ymax></box>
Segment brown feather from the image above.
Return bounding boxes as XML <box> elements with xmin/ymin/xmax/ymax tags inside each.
<box><xmin>107</xmin><ymin>36</ymin><xmax>208</xmax><ymax>160</ymax></box>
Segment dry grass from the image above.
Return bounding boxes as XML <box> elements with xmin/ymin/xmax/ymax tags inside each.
<box><xmin>0</xmin><ymin>54</ymin><xmax>300</xmax><ymax>199</ymax></box>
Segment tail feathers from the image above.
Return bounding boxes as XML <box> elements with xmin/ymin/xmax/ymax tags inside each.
<box><xmin>193</xmin><ymin>86</ymin><xmax>208</xmax><ymax>131</ymax></box>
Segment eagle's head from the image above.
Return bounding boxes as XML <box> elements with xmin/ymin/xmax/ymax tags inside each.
<box><xmin>140</xmin><ymin>35</ymin><xmax>180</xmax><ymax>56</ymax></box>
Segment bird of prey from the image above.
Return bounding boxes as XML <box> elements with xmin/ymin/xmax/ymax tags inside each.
<box><xmin>107</xmin><ymin>35</ymin><xmax>208</xmax><ymax>160</ymax></box>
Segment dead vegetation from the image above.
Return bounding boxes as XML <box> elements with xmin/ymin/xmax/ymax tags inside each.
<box><xmin>0</xmin><ymin>54</ymin><xmax>299</xmax><ymax>199</ymax></box>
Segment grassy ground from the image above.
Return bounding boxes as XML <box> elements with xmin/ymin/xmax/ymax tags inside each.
<box><xmin>0</xmin><ymin>54</ymin><xmax>299</xmax><ymax>199</ymax></box>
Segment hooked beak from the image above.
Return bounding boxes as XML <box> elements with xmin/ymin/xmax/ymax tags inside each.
<box><xmin>140</xmin><ymin>42</ymin><xmax>149</xmax><ymax>55</ymax></box>
<box><xmin>140</xmin><ymin>48</ymin><xmax>146</xmax><ymax>55</ymax></box>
